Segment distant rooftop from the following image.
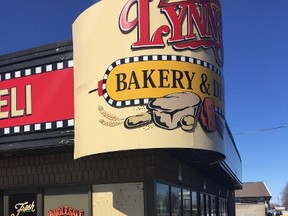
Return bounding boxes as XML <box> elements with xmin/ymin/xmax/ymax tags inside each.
<box><xmin>235</xmin><ymin>182</ymin><xmax>272</xmax><ymax>198</ymax></box>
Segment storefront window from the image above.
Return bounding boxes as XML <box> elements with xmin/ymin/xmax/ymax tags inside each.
<box><xmin>200</xmin><ymin>193</ymin><xmax>205</xmax><ymax>216</ymax></box>
<box><xmin>206</xmin><ymin>195</ymin><xmax>210</xmax><ymax>216</ymax></box>
<box><xmin>171</xmin><ymin>186</ymin><xmax>182</xmax><ymax>216</ymax></box>
<box><xmin>211</xmin><ymin>196</ymin><xmax>216</xmax><ymax>216</ymax></box>
<box><xmin>223</xmin><ymin>199</ymin><xmax>228</xmax><ymax>216</ymax></box>
<box><xmin>219</xmin><ymin>198</ymin><xmax>222</xmax><ymax>216</ymax></box>
<box><xmin>183</xmin><ymin>189</ymin><xmax>191</xmax><ymax>216</ymax></box>
<box><xmin>155</xmin><ymin>183</ymin><xmax>223</xmax><ymax>216</ymax></box>
<box><xmin>191</xmin><ymin>191</ymin><xmax>198</xmax><ymax>216</ymax></box>
<box><xmin>9</xmin><ymin>194</ymin><xmax>37</xmax><ymax>216</ymax></box>
<box><xmin>219</xmin><ymin>198</ymin><xmax>228</xmax><ymax>216</ymax></box>
<box><xmin>156</xmin><ymin>183</ymin><xmax>170</xmax><ymax>216</ymax></box>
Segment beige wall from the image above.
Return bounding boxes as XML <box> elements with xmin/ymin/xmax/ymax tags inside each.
<box><xmin>236</xmin><ymin>203</ymin><xmax>266</xmax><ymax>216</ymax></box>
<box><xmin>92</xmin><ymin>182</ymin><xmax>144</xmax><ymax>216</ymax></box>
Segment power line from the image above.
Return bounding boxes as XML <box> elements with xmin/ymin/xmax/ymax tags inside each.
<box><xmin>234</xmin><ymin>125</ymin><xmax>288</xmax><ymax>136</ymax></box>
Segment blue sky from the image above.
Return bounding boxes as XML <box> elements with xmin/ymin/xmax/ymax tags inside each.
<box><xmin>1</xmin><ymin>0</ymin><xmax>288</xmax><ymax>204</ymax></box>
<box><xmin>0</xmin><ymin>0</ymin><xmax>96</xmax><ymax>54</ymax></box>
<box><xmin>222</xmin><ymin>0</ymin><xmax>288</xmax><ymax>204</ymax></box>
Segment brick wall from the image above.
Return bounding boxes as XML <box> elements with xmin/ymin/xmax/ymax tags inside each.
<box><xmin>0</xmin><ymin>149</ymin><xmax>220</xmax><ymax>196</ymax></box>
<box><xmin>0</xmin><ymin>150</ymin><xmax>143</xmax><ymax>188</ymax></box>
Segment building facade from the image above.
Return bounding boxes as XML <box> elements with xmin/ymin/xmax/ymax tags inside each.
<box><xmin>0</xmin><ymin>41</ymin><xmax>242</xmax><ymax>216</ymax></box>
<box><xmin>235</xmin><ymin>182</ymin><xmax>272</xmax><ymax>216</ymax></box>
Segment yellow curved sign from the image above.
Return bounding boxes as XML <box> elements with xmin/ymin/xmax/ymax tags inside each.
<box><xmin>100</xmin><ymin>55</ymin><xmax>224</xmax><ymax>115</ymax></box>
<box><xmin>73</xmin><ymin>0</ymin><xmax>226</xmax><ymax>160</ymax></box>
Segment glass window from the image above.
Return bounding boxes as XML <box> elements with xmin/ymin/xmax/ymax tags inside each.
<box><xmin>223</xmin><ymin>199</ymin><xmax>228</xmax><ymax>216</ymax></box>
<box><xmin>9</xmin><ymin>194</ymin><xmax>37</xmax><ymax>216</ymax></box>
<box><xmin>206</xmin><ymin>195</ymin><xmax>210</xmax><ymax>216</ymax></box>
<box><xmin>200</xmin><ymin>193</ymin><xmax>205</xmax><ymax>216</ymax></box>
<box><xmin>191</xmin><ymin>191</ymin><xmax>198</xmax><ymax>216</ymax></box>
<box><xmin>219</xmin><ymin>198</ymin><xmax>223</xmax><ymax>216</ymax></box>
<box><xmin>183</xmin><ymin>189</ymin><xmax>191</xmax><ymax>216</ymax></box>
<box><xmin>155</xmin><ymin>182</ymin><xmax>223</xmax><ymax>216</ymax></box>
<box><xmin>211</xmin><ymin>196</ymin><xmax>216</xmax><ymax>216</ymax></box>
<box><xmin>156</xmin><ymin>183</ymin><xmax>170</xmax><ymax>216</ymax></box>
<box><xmin>219</xmin><ymin>198</ymin><xmax>228</xmax><ymax>216</ymax></box>
<box><xmin>171</xmin><ymin>186</ymin><xmax>182</xmax><ymax>216</ymax></box>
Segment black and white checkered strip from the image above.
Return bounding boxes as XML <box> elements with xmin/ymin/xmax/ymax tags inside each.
<box><xmin>0</xmin><ymin>119</ymin><xmax>74</xmax><ymax>135</ymax></box>
<box><xmin>214</xmin><ymin>106</ymin><xmax>224</xmax><ymax>117</ymax></box>
<box><xmin>101</xmin><ymin>55</ymin><xmax>222</xmax><ymax>108</ymax></box>
<box><xmin>0</xmin><ymin>60</ymin><xmax>74</xmax><ymax>81</ymax></box>
<box><xmin>0</xmin><ymin>61</ymin><xmax>74</xmax><ymax>136</ymax></box>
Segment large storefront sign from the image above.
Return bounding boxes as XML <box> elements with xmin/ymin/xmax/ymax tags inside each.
<box><xmin>9</xmin><ymin>194</ymin><xmax>37</xmax><ymax>216</ymax></box>
<box><xmin>73</xmin><ymin>0</ymin><xmax>225</xmax><ymax>159</ymax></box>
<box><xmin>0</xmin><ymin>61</ymin><xmax>74</xmax><ymax>135</ymax></box>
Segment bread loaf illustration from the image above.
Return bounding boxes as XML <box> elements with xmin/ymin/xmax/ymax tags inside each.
<box><xmin>124</xmin><ymin>112</ymin><xmax>152</xmax><ymax>128</ymax></box>
<box><xmin>147</xmin><ymin>92</ymin><xmax>201</xmax><ymax>130</ymax></box>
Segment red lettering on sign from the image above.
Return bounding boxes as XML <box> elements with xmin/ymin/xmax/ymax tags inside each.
<box><xmin>0</xmin><ymin>68</ymin><xmax>74</xmax><ymax>128</ymax></box>
<box><xmin>119</xmin><ymin>0</ymin><xmax>223</xmax><ymax>66</ymax></box>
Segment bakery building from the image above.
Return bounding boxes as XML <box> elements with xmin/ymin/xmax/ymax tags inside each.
<box><xmin>0</xmin><ymin>0</ymin><xmax>242</xmax><ymax>215</ymax></box>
